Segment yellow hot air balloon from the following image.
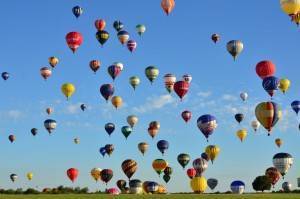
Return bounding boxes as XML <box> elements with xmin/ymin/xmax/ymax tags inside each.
<box><xmin>111</xmin><ymin>96</ymin><xmax>123</xmax><ymax>109</ymax></box>
<box><xmin>280</xmin><ymin>0</ymin><xmax>300</xmax><ymax>16</ymax></box>
<box><xmin>48</xmin><ymin>56</ymin><xmax>59</xmax><ymax>69</ymax></box>
<box><xmin>236</xmin><ymin>129</ymin><xmax>247</xmax><ymax>142</ymax></box>
<box><xmin>90</xmin><ymin>168</ymin><xmax>101</xmax><ymax>182</ymax></box>
<box><xmin>27</xmin><ymin>172</ymin><xmax>33</xmax><ymax>181</ymax></box>
<box><xmin>61</xmin><ymin>83</ymin><xmax>75</xmax><ymax>100</ymax></box>
<box><xmin>190</xmin><ymin>176</ymin><xmax>207</xmax><ymax>193</ymax></box>
<box><xmin>129</xmin><ymin>76</ymin><xmax>140</xmax><ymax>90</ymax></box>
<box><xmin>293</xmin><ymin>12</ymin><xmax>300</xmax><ymax>25</ymax></box>
<box><xmin>279</xmin><ymin>78</ymin><xmax>290</xmax><ymax>94</ymax></box>
<box><xmin>205</xmin><ymin>145</ymin><xmax>220</xmax><ymax>164</ymax></box>
<box><xmin>275</xmin><ymin>138</ymin><xmax>283</xmax><ymax>148</ymax></box>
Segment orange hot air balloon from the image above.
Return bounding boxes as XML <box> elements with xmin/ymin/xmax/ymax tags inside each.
<box><xmin>89</xmin><ymin>60</ymin><xmax>101</xmax><ymax>74</ymax></box>
<box><xmin>275</xmin><ymin>138</ymin><xmax>283</xmax><ymax>148</ymax></box>
<box><xmin>46</xmin><ymin>107</ymin><xmax>53</xmax><ymax>115</ymax></box>
<box><xmin>148</xmin><ymin>127</ymin><xmax>159</xmax><ymax>139</ymax></box>
<box><xmin>161</xmin><ymin>0</ymin><xmax>175</xmax><ymax>15</ymax></box>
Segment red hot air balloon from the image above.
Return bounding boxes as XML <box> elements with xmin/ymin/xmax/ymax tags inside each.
<box><xmin>181</xmin><ymin>110</ymin><xmax>192</xmax><ymax>123</ymax></box>
<box><xmin>65</xmin><ymin>32</ymin><xmax>83</xmax><ymax>53</ymax></box>
<box><xmin>256</xmin><ymin>60</ymin><xmax>276</xmax><ymax>79</ymax></box>
<box><xmin>174</xmin><ymin>81</ymin><xmax>189</xmax><ymax>100</ymax></box>
<box><xmin>94</xmin><ymin>19</ymin><xmax>106</xmax><ymax>31</ymax></box>
<box><xmin>67</xmin><ymin>168</ymin><xmax>79</xmax><ymax>183</ymax></box>
<box><xmin>187</xmin><ymin>168</ymin><xmax>196</xmax><ymax>179</ymax></box>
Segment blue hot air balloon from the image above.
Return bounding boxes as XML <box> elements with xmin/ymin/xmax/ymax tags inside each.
<box><xmin>100</xmin><ymin>84</ymin><xmax>114</xmax><ymax>102</ymax></box>
<box><xmin>230</xmin><ymin>180</ymin><xmax>245</xmax><ymax>194</ymax></box>
<box><xmin>197</xmin><ymin>114</ymin><xmax>217</xmax><ymax>141</ymax></box>
<box><xmin>157</xmin><ymin>140</ymin><xmax>169</xmax><ymax>155</ymax></box>
<box><xmin>99</xmin><ymin>147</ymin><xmax>106</xmax><ymax>157</ymax></box>
<box><xmin>1</xmin><ymin>72</ymin><xmax>9</xmax><ymax>80</ymax></box>
<box><xmin>262</xmin><ymin>76</ymin><xmax>280</xmax><ymax>98</ymax></box>
<box><xmin>72</xmin><ymin>6</ymin><xmax>83</xmax><ymax>18</ymax></box>
<box><xmin>105</xmin><ymin>123</ymin><xmax>115</xmax><ymax>136</ymax></box>
<box><xmin>291</xmin><ymin>100</ymin><xmax>300</xmax><ymax>115</ymax></box>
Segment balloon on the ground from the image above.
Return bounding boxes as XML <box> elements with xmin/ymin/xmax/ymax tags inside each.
<box><xmin>207</xmin><ymin>178</ymin><xmax>218</xmax><ymax>190</ymax></box>
<box><xmin>129</xmin><ymin>179</ymin><xmax>143</xmax><ymax>194</ymax></box>
<box><xmin>282</xmin><ymin>182</ymin><xmax>292</xmax><ymax>192</ymax></box>
<box><xmin>190</xmin><ymin>176</ymin><xmax>207</xmax><ymax>193</ymax></box>
<box><xmin>230</xmin><ymin>180</ymin><xmax>245</xmax><ymax>194</ymax></box>
<box><xmin>265</xmin><ymin>167</ymin><xmax>281</xmax><ymax>186</ymax></box>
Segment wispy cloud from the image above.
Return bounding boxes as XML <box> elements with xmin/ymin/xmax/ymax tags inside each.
<box><xmin>132</xmin><ymin>94</ymin><xmax>176</xmax><ymax>113</ymax></box>
<box><xmin>7</xmin><ymin>110</ymin><xmax>23</xmax><ymax>120</ymax></box>
<box><xmin>65</xmin><ymin>103</ymin><xmax>81</xmax><ymax>114</ymax></box>
<box><xmin>197</xmin><ymin>91</ymin><xmax>212</xmax><ymax>98</ymax></box>
<box><xmin>222</xmin><ymin>94</ymin><xmax>238</xmax><ymax>101</ymax></box>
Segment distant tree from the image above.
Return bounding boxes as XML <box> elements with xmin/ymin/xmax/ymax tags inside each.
<box><xmin>252</xmin><ymin>175</ymin><xmax>272</xmax><ymax>192</ymax></box>
<box><xmin>24</xmin><ymin>188</ymin><xmax>39</xmax><ymax>194</ymax></box>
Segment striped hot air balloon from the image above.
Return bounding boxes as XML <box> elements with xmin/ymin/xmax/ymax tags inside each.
<box><xmin>121</xmin><ymin>159</ymin><xmax>138</xmax><ymax>180</ymax></box>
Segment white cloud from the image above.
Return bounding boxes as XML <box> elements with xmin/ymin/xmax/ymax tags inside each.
<box><xmin>222</xmin><ymin>94</ymin><xmax>238</xmax><ymax>101</ymax></box>
<box><xmin>7</xmin><ymin>110</ymin><xmax>23</xmax><ymax>120</ymax></box>
<box><xmin>132</xmin><ymin>94</ymin><xmax>176</xmax><ymax>113</ymax></box>
<box><xmin>197</xmin><ymin>91</ymin><xmax>212</xmax><ymax>98</ymax></box>
<box><xmin>65</xmin><ymin>103</ymin><xmax>81</xmax><ymax>114</ymax></box>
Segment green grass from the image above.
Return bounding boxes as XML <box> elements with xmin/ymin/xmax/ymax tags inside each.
<box><xmin>1</xmin><ymin>194</ymin><xmax>300</xmax><ymax>199</ymax></box>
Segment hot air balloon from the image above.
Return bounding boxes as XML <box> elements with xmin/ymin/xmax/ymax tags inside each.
<box><xmin>282</xmin><ymin>182</ymin><xmax>292</xmax><ymax>192</ymax></box>
<box><xmin>99</xmin><ymin>147</ymin><xmax>106</xmax><ymax>157</ymax></box>
<box><xmin>136</xmin><ymin>24</ymin><xmax>146</xmax><ymax>36</ymax></box>
<box><xmin>80</xmin><ymin>104</ymin><xmax>86</xmax><ymax>111</ymax></box>
<box><xmin>44</xmin><ymin>119</ymin><xmax>57</xmax><ymax>134</ymax></box>
<box><xmin>48</xmin><ymin>57</ymin><xmax>59</xmax><ymax>69</ymax></box>
<box><xmin>105</xmin><ymin>123</ymin><xmax>115</xmax><ymax>136</ymax></box>
<box><xmin>145</xmin><ymin>66</ymin><xmax>159</xmax><ymax>84</ymax></box>
<box><xmin>193</xmin><ymin>158</ymin><xmax>208</xmax><ymax>176</ymax></box>
<box><xmin>96</xmin><ymin>30</ymin><xmax>109</xmax><ymax>46</ymax></box>
<box><xmin>279</xmin><ymin>78</ymin><xmax>290</xmax><ymax>94</ymax></box>
<box><xmin>111</xmin><ymin>96</ymin><xmax>123</xmax><ymax>109</ymax></box>
<box><xmin>129</xmin><ymin>179</ymin><xmax>143</xmax><ymax>194</ymax></box>
<box><xmin>182</xmin><ymin>74</ymin><xmax>192</xmax><ymax>83</ymax></box>
<box><xmin>113</xmin><ymin>62</ymin><xmax>124</xmax><ymax>71</ymax></box>
<box><xmin>148</xmin><ymin>127</ymin><xmax>159</xmax><ymax>139</ymax></box>
<box><xmin>174</xmin><ymin>81</ymin><xmax>190</xmax><ymax>100</ymax></box>
<box><xmin>74</xmin><ymin>137</ymin><xmax>80</xmax><ymax>144</ymax></box>
<box><xmin>104</xmin><ymin>144</ymin><xmax>114</xmax><ymax>156</ymax></box>
<box><xmin>262</xmin><ymin>76</ymin><xmax>280</xmax><ymax>97</ymax></box>
<box><xmin>40</xmin><ymin>67</ymin><xmax>52</xmax><ymax>80</ymax></box>
<box><xmin>273</xmin><ymin>153</ymin><xmax>293</xmax><ymax>177</ymax></box>
<box><xmin>211</xmin><ymin>34</ymin><xmax>220</xmax><ymax>43</ymax></box>
<box><xmin>66</xmin><ymin>32</ymin><xmax>83</xmax><ymax>53</ymax></box>
<box><xmin>129</xmin><ymin>76</ymin><xmax>140</xmax><ymax>90</ymax></box>
<box><xmin>8</xmin><ymin>135</ymin><xmax>15</xmax><ymax>143</ymax></box>
<box><xmin>164</xmin><ymin>74</ymin><xmax>176</xmax><ymax>93</ymax></box>
<box><xmin>181</xmin><ymin>110</ymin><xmax>192</xmax><ymax>123</ymax></box>
<box><xmin>100</xmin><ymin>169</ymin><xmax>113</xmax><ymax>185</ymax></box>
<box><xmin>61</xmin><ymin>83</ymin><xmax>75</xmax><ymax>100</ymax></box>
<box><xmin>90</xmin><ymin>168</ymin><xmax>102</xmax><ymax>182</ymax></box>
<box><xmin>46</xmin><ymin>107</ymin><xmax>53</xmax><ymax>115</ymax></box>
<box><xmin>236</xmin><ymin>129</ymin><xmax>247</xmax><ymax>142</ymax></box>
<box><xmin>205</xmin><ymin>145</ymin><xmax>220</xmax><ymax>164</ymax></box>
<box><xmin>1</xmin><ymin>72</ymin><xmax>9</xmax><ymax>80</ymax></box>
<box><xmin>190</xmin><ymin>176</ymin><xmax>207</xmax><ymax>193</ymax></box>
<box><xmin>116</xmin><ymin>179</ymin><xmax>127</xmax><ymax>191</ymax></box>
<box><xmin>177</xmin><ymin>153</ymin><xmax>190</xmax><ymax>169</ymax></box>
<box><xmin>72</xmin><ymin>6</ymin><xmax>83</xmax><ymax>18</ymax></box>
<box><xmin>106</xmin><ymin>187</ymin><xmax>120</xmax><ymax>195</ymax></box>
<box><xmin>127</xmin><ymin>40</ymin><xmax>137</xmax><ymax>53</ymax></box>
<box><xmin>149</xmin><ymin>121</ymin><xmax>161</xmax><ymax>129</ymax></box>
<box><xmin>293</xmin><ymin>12</ymin><xmax>300</xmax><ymax>25</ymax></box>
<box><xmin>107</xmin><ymin>64</ymin><xmax>122</xmax><ymax>81</ymax></box>
<box><xmin>152</xmin><ymin>159</ymin><xmax>168</xmax><ymax>176</ymax></box>
<box><xmin>275</xmin><ymin>138</ymin><xmax>283</xmax><ymax>148</ymax></box>
<box><xmin>113</xmin><ymin>20</ymin><xmax>124</xmax><ymax>31</ymax></box>
<box><xmin>117</xmin><ymin>30</ymin><xmax>130</xmax><ymax>45</ymax></box>
<box><xmin>163</xmin><ymin>174</ymin><xmax>171</xmax><ymax>184</ymax></box>
<box><xmin>207</xmin><ymin>178</ymin><xmax>218</xmax><ymax>191</ymax></box>
<box><xmin>31</xmin><ymin>128</ymin><xmax>38</xmax><ymax>136</ymax></box>
<box><xmin>187</xmin><ymin>168</ymin><xmax>197</xmax><ymax>179</ymax></box>
<box><xmin>157</xmin><ymin>140</ymin><xmax>169</xmax><ymax>155</ymax></box>
<box><xmin>138</xmin><ymin>142</ymin><xmax>149</xmax><ymax>156</ymax></box>
<box><xmin>265</xmin><ymin>167</ymin><xmax>281</xmax><ymax>186</ymax></box>
<box><xmin>121</xmin><ymin>126</ymin><xmax>132</xmax><ymax>139</ymax></box>
<box><xmin>197</xmin><ymin>114</ymin><xmax>218</xmax><ymax>141</ymax></box>
<box><xmin>255</xmin><ymin>101</ymin><xmax>282</xmax><ymax>135</ymax></box>
<box><xmin>256</xmin><ymin>60</ymin><xmax>276</xmax><ymax>79</ymax></box>
<box><xmin>201</xmin><ymin>152</ymin><xmax>210</xmax><ymax>162</ymax></box>
<box><xmin>127</xmin><ymin>115</ymin><xmax>138</xmax><ymax>128</ymax></box>
<box><xmin>100</xmin><ymin>84</ymin><xmax>114</xmax><ymax>102</ymax></box>
<box><xmin>230</xmin><ymin>181</ymin><xmax>245</xmax><ymax>194</ymax></box>
<box><xmin>161</xmin><ymin>0</ymin><xmax>175</xmax><ymax>15</ymax></box>
<box><xmin>280</xmin><ymin>0</ymin><xmax>300</xmax><ymax>19</ymax></box>
<box><xmin>121</xmin><ymin>159</ymin><xmax>138</xmax><ymax>180</ymax></box>
<box><xmin>94</xmin><ymin>19</ymin><xmax>106</xmax><ymax>31</ymax></box>
<box><xmin>10</xmin><ymin>174</ymin><xmax>18</xmax><ymax>182</ymax></box>
<box><xmin>235</xmin><ymin>113</ymin><xmax>244</xmax><ymax>124</ymax></box>
<box><xmin>251</xmin><ymin>120</ymin><xmax>260</xmax><ymax>132</ymax></box>
<box><xmin>240</xmin><ymin>92</ymin><xmax>248</xmax><ymax>101</ymax></box>
<box><xmin>164</xmin><ymin>166</ymin><xmax>173</xmax><ymax>176</ymax></box>
<box><xmin>89</xmin><ymin>60</ymin><xmax>100</xmax><ymax>74</ymax></box>
<box><xmin>226</xmin><ymin>40</ymin><xmax>243</xmax><ymax>60</ymax></box>
<box><xmin>291</xmin><ymin>100</ymin><xmax>300</xmax><ymax>115</ymax></box>
<box><xmin>27</xmin><ymin>172</ymin><xmax>33</xmax><ymax>181</ymax></box>
<box><xmin>146</xmin><ymin>181</ymin><xmax>159</xmax><ymax>194</ymax></box>
<box><xmin>67</xmin><ymin>168</ymin><xmax>79</xmax><ymax>183</ymax></box>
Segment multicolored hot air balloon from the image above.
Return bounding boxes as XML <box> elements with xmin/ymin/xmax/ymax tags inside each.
<box><xmin>193</xmin><ymin>158</ymin><xmax>208</xmax><ymax>177</ymax></box>
<box><xmin>8</xmin><ymin>135</ymin><xmax>15</xmax><ymax>143</ymax></box>
<box><xmin>282</xmin><ymin>182</ymin><xmax>292</xmax><ymax>192</ymax></box>
<box><xmin>100</xmin><ymin>169</ymin><xmax>113</xmax><ymax>185</ymax></box>
<box><xmin>205</xmin><ymin>145</ymin><xmax>220</xmax><ymax>164</ymax></box>
<box><xmin>40</xmin><ymin>67</ymin><xmax>52</xmax><ymax>80</ymax></box>
<box><xmin>291</xmin><ymin>100</ymin><xmax>300</xmax><ymax>115</ymax></box>
<box><xmin>190</xmin><ymin>176</ymin><xmax>207</xmax><ymax>193</ymax></box>
<box><xmin>262</xmin><ymin>76</ymin><xmax>280</xmax><ymax>97</ymax></box>
<box><xmin>182</xmin><ymin>74</ymin><xmax>192</xmax><ymax>83</ymax></box>
<box><xmin>90</xmin><ymin>168</ymin><xmax>101</xmax><ymax>182</ymax></box>
<box><xmin>236</xmin><ymin>129</ymin><xmax>247</xmax><ymax>142</ymax></box>
<box><xmin>187</xmin><ymin>168</ymin><xmax>196</xmax><ymax>179</ymax></box>
<box><xmin>152</xmin><ymin>159</ymin><xmax>168</xmax><ymax>176</ymax></box>
<box><xmin>136</xmin><ymin>24</ymin><xmax>146</xmax><ymax>36</ymax></box>
<box><xmin>48</xmin><ymin>57</ymin><xmax>59</xmax><ymax>69</ymax></box>
<box><xmin>129</xmin><ymin>179</ymin><xmax>143</xmax><ymax>194</ymax></box>
<box><xmin>174</xmin><ymin>81</ymin><xmax>190</xmax><ymax>100</ymax></box>
<box><xmin>121</xmin><ymin>159</ymin><xmax>138</xmax><ymax>180</ymax></box>
<box><xmin>275</xmin><ymin>138</ymin><xmax>283</xmax><ymax>148</ymax></box>
<box><xmin>89</xmin><ymin>60</ymin><xmax>100</xmax><ymax>74</ymax></box>
<box><xmin>106</xmin><ymin>187</ymin><xmax>120</xmax><ymax>195</ymax></box>
<box><xmin>104</xmin><ymin>144</ymin><xmax>114</xmax><ymax>156</ymax></box>
<box><xmin>148</xmin><ymin>127</ymin><xmax>159</xmax><ymax>139</ymax></box>
<box><xmin>145</xmin><ymin>66</ymin><xmax>159</xmax><ymax>84</ymax></box>
<box><xmin>129</xmin><ymin>76</ymin><xmax>140</xmax><ymax>90</ymax></box>
<box><xmin>107</xmin><ymin>64</ymin><xmax>122</xmax><ymax>81</ymax></box>
<box><xmin>230</xmin><ymin>181</ymin><xmax>245</xmax><ymax>194</ymax></box>
<box><xmin>127</xmin><ymin>40</ymin><xmax>137</xmax><ymax>53</ymax></box>
<box><xmin>96</xmin><ymin>30</ymin><xmax>109</xmax><ymax>46</ymax></box>
<box><xmin>161</xmin><ymin>0</ymin><xmax>175</xmax><ymax>15</ymax></box>
<box><xmin>177</xmin><ymin>153</ymin><xmax>190</xmax><ymax>169</ymax></box>
<box><xmin>265</xmin><ymin>167</ymin><xmax>281</xmax><ymax>186</ymax></box>
<box><xmin>164</xmin><ymin>74</ymin><xmax>176</xmax><ymax>93</ymax></box>
<box><xmin>273</xmin><ymin>153</ymin><xmax>293</xmax><ymax>177</ymax></box>
<box><xmin>116</xmin><ymin>179</ymin><xmax>127</xmax><ymax>191</ymax></box>
<box><xmin>105</xmin><ymin>123</ymin><xmax>115</xmax><ymax>136</ymax></box>
<box><xmin>94</xmin><ymin>19</ymin><xmax>106</xmax><ymax>31</ymax></box>
<box><xmin>197</xmin><ymin>114</ymin><xmax>217</xmax><ymax>141</ymax></box>
<box><xmin>66</xmin><ymin>32</ymin><xmax>83</xmax><ymax>53</ymax></box>
<box><xmin>1</xmin><ymin>72</ymin><xmax>9</xmax><ymax>80</ymax></box>
<box><xmin>181</xmin><ymin>110</ymin><xmax>192</xmax><ymax>123</ymax></box>
<box><xmin>226</xmin><ymin>40</ymin><xmax>243</xmax><ymax>60</ymax></box>
<box><xmin>100</xmin><ymin>84</ymin><xmax>114</xmax><ymax>102</ymax></box>
<box><xmin>46</xmin><ymin>107</ymin><xmax>53</xmax><ymax>115</ymax></box>
<box><xmin>61</xmin><ymin>83</ymin><xmax>75</xmax><ymax>100</ymax></box>
<box><xmin>255</xmin><ymin>101</ymin><xmax>282</xmax><ymax>135</ymax></box>
<box><xmin>138</xmin><ymin>142</ymin><xmax>149</xmax><ymax>156</ymax></box>
<box><xmin>117</xmin><ymin>30</ymin><xmax>130</xmax><ymax>45</ymax></box>
<box><xmin>72</xmin><ymin>6</ymin><xmax>83</xmax><ymax>18</ymax></box>
<box><xmin>113</xmin><ymin>20</ymin><xmax>124</xmax><ymax>32</ymax></box>
<box><xmin>256</xmin><ymin>60</ymin><xmax>276</xmax><ymax>79</ymax></box>
<box><xmin>211</xmin><ymin>34</ymin><xmax>220</xmax><ymax>43</ymax></box>
<box><xmin>67</xmin><ymin>168</ymin><xmax>78</xmax><ymax>183</ymax></box>
<box><xmin>157</xmin><ymin>140</ymin><xmax>169</xmax><ymax>155</ymax></box>
<box><xmin>207</xmin><ymin>178</ymin><xmax>218</xmax><ymax>191</ymax></box>
<box><xmin>44</xmin><ymin>119</ymin><xmax>57</xmax><ymax>134</ymax></box>
<box><xmin>10</xmin><ymin>174</ymin><xmax>18</xmax><ymax>182</ymax></box>
<box><xmin>279</xmin><ymin>78</ymin><xmax>290</xmax><ymax>94</ymax></box>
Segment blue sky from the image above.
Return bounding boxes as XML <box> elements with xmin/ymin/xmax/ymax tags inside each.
<box><xmin>0</xmin><ymin>0</ymin><xmax>299</xmax><ymax>193</ymax></box>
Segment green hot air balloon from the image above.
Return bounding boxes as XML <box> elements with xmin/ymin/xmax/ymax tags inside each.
<box><xmin>145</xmin><ymin>66</ymin><xmax>159</xmax><ymax>84</ymax></box>
<box><xmin>136</xmin><ymin>24</ymin><xmax>146</xmax><ymax>36</ymax></box>
<box><xmin>129</xmin><ymin>76</ymin><xmax>140</xmax><ymax>90</ymax></box>
<box><xmin>177</xmin><ymin>153</ymin><xmax>190</xmax><ymax>169</ymax></box>
<box><xmin>121</xmin><ymin>126</ymin><xmax>133</xmax><ymax>139</ymax></box>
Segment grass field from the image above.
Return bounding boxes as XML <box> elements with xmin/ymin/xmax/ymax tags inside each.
<box><xmin>0</xmin><ymin>194</ymin><xmax>300</xmax><ymax>199</ymax></box>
